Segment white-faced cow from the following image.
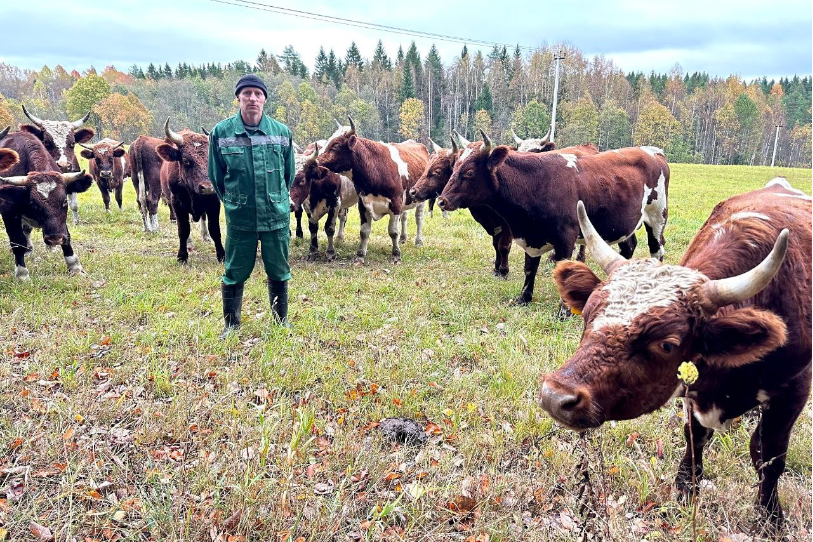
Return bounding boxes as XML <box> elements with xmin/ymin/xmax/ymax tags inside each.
<box><xmin>540</xmin><ymin>180</ymin><xmax>811</xmax><ymax>527</ymax></box>
<box><xmin>290</xmin><ymin>143</ymin><xmax>358</xmax><ymax>261</ymax></box>
<box><xmin>79</xmin><ymin>138</ymin><xmax>127</xmax><ymax>212</ymax></box>
<box><xmin>129</xmin><ymin>135</ymin><xmax>165</xmax><ymax>232</ymax></box>
<box><xmin>412</xmin><ymin>132</ymin><xmax>599</xmax><ymax>278</ymax></box>
<box><xmin>437</xmin><ymin>132</ymin><xmax>669</xmax><ymax>306</ymax></box>
<box><xmin>511</xmin><ymin>128</ymin><xmax>556</xmax><ymax>153</ymax></box>
<box><xmin>20</xmin><ymin>105</ymin><xmax>95</xmax><ymax>224</ymax></box>
<box><xmin>317</xmin><ymin>117</ymin><xmax>429</xmax><ymax>264</ymax></box>
<box><xmin>156</xmin><ymin>118</ymin><xmax>224</xmax><ymax>263</ymax></box>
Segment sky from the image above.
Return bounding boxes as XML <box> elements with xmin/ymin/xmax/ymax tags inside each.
<box><xmin>1</xmin><ymin>0</ymin><xmax>811</xmax><ymax>81</ymax></box>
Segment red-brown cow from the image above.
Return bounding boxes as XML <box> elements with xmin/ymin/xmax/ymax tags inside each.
<box><xmin>79</xmin><ymin>138</ymin><xmax>127</xmax><ymax>212</ymax></box>
<box><xmin>317</xmin><ymin>117</ymin><xmax>429</xmax><ymax>264</ymax></box>
<box><xmin>290</xmin><ymin>144</ymin><xmax>358</xmax><ymax>261</ymax></box>
<box><xmin>20</xmin><ymin>105</ymin><xmax>95</xmax><ymax>224</ymax></box>
<box><xmin>156</xmin><ymin>118</ymin><xmax>224</xmax><ymax>263</ymax></box>
<box><xmin>540</xmin><ymin>179</ymin><xmax>811</xmax><ymax>527</ymax></box>
<box><xmin>129</xmin><ymin>135</ymin><xmax>164</xmax><ymax>232</ymax></box>
<box><xmin>412</xmin><ymin>132</ymin><xmax>599</xmax><ymax>278</ymax></box>
<box><xmin>437</xmin><ymin>132</ymin><xmax>669</xmax><ymax>306</ymax></box>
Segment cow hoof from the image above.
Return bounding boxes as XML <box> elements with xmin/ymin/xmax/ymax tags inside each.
<box><xmin>326</xmin><ymin>252</ymin><xmax>336</xmax><ymax>262</ymax></box>
<box><xmin>177</xmin><ymin>256</ymin><xmax>189</xmax><ymax>265</ymax></box>
<box><xmin>105</xmin><ymin>209</ymin><xmax>111</xmax><ymax>214</ymax></box>
<box><xmin>216</xmin><ymin>254</ymin><xmax>225</xmax><ymax>263</ymax></box>
<box><xmin>415</xmin><ymin>239</ymin><xmax>423</xmax><ymax>247</ymax></box>
<box><xmin>399</xmin><ymin>236</ymin><xmax>407</xmax><ymax>243</ymax></box>
<box><xmin>170</xmin><ymin>220</ymin><xmax>177</xmax><ymax>225</ymax></box>
<box><xmin>514</xmin><ymin>296</ymin><xmax>532</xmax><ymax>306</ymax></box>
<box><xmin>493</xmin><ymin>270</ymin><xmax>509</xmax><ymax>279</ymax></box>
<box><xmin>353</xmin><ymin>258</ymin><xmax>365</xmax><ymax>267</ymax></box>
<box><xmin>15</xmin><ymin>267</ymin><xmax>30</xmax><ymax>280</ymax></box>
<box><xmin>69</xmin><ymin>267</ymin><xmax>87</xmax><ymax>277</ymax></box>
<box><xmin>296</xmin><ymin>231</ymin><xmax>304</xmax><ymax>239</ymax></box>
<box><xmin>391</xmin><ymin>256</ymin><xmax>402</xmax><ymax>265</ymax></box>
<box><xmin>336</xmin><ymin>236</ymin><xmax>345</xmax><ymax>243</ymax></box>
<box><xmin>307</xmin><ymin>252</ymin><xmax>319</xmax><ymax>262</ymax></box>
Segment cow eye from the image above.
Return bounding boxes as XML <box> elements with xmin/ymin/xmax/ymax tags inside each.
<box><xmin>183</xmin><ymin>159</ymin><xmax>192</xmax><ymax>167</ymax></box>
<box><xmin>659</xmin><ymin>341</ymin><xmax>677</xmax><ymax>354</ymax></box>
<box><xmin>464</xmin><ymin>169</ymin><xmax>474</xmax><ymax>178</ymax></box>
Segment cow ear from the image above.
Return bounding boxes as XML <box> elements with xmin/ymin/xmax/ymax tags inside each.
<box><xmin>554</xmin><ymin>261</ymin><xmax>601</xmax><ymax>314</ymax></box>
<box><xmin>65</xmin><ymin>173</ymin><xmax>94</xmax><ymax>195</ymax></box>
<box><xmin>346</xmin><ymin>134</ymin><xmax>357</xmax><ymax>149</ymax></box>
<box><xmin>112</xmin><ymin>147</ymin><xmax>126</xmax><ymax>157</ymax></box>
<box><xmin>486</xmin><ymin>146</ymin><xmax>510</xmax><ymax>171</ymax></box>
<box><xmin>156</xmin><ymin>143</ymin><xmax>181</xmax><ymax>162</ymax></box>
<box><xmin>74</xmin><ymin>128</ymin><xmax>95</xmax><ymax>144</ymax></box>
<box><xmin>0</xmin><ymin>150</ymin><xmax>18</xmax><ymax>171</ymax></box>
<box><xmin>80</xmin><ymin>149</ymin><xmax>94</xmax><ymax>160</ymax></box>
<box><xmin>699</xmin><ymin>308</ymin><xmax>787</xmax><ymax>368</ymax></box>
<box><xmin>20</xmin><ymin>124</ymin><xmax>44</xmax><ymax>139</ymax></box>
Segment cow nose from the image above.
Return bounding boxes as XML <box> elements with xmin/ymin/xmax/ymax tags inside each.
<box><xmin>408</xmin><ymin>188</ymin><xmax>417</xmax><ymax>198</ymax></box>
<box><xmin>101</xmin><ymin>171</ymin><xmax>113</xmax><ymax>178</ymax></box>
<box><xmin>437</xmin><ymin>197</ymin><xmax>448</xmax><ymax>209</ymax></box>
<box><xmin>57</xmin><ymin>159</ymin><xmax>70</xmax><ymax>171</ymax></box>
<box><xmin>44</xmin><ymin>234</ymin><xmax>66</xmax><ymax>246</ymax></box>
<box><xmin>538</xmin><ymin>378</ymin><xmax>589</xmax><ymax>421</ymax></box>
<box><xmin>198</xmin><ymin>182</ymin><xmax>215</xmax><ymax>195</ymax></box>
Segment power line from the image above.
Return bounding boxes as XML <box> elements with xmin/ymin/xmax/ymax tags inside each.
<box><xmin>205</xmin><ymin>0</ymin><xmax>536</xmax><ymax>52</ymax></box>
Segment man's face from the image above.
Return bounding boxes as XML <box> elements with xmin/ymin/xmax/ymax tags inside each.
<box><xmin>238</xmin><ymin>87</ymin><xmax>266</xmax><ymax>116</ymax></box>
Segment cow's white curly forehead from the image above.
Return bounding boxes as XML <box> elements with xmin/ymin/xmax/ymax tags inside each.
<box><xmin>591</xmin><ymin>260</ymin><xmax>704</xmax><ymax>331</ymax></box>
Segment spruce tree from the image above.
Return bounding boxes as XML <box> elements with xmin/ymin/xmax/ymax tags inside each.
<box><xmin>373</xmin><ymin>40</ymin><xmax>392</xmax><ymax>71</ymax></box>
<box><xmin>345</xmin><ymin>41</ymin><xmax>364</xmax><ymax>72</ymax></box>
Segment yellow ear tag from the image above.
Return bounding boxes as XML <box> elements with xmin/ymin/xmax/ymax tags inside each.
<box><xmin>677</xmin><ymin>361</ymin><xmax>699</xmax><ymax>385</ymax></box>
<box><xmin>570</xmin><ymin>307</ymin><xmax>582</xmax><ymax>315</ymax></box>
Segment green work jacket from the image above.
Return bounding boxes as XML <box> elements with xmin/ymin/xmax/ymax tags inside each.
<box><xmin>208</xmin><ymin>113</ymin><xmax>295</xmax><ymax>232</ymax></box>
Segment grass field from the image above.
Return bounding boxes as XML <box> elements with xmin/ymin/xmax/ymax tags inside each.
<box><xmin>1</xmin><ymin>163</ymin><xmax>811</xmax><ymax>541</ymax></box>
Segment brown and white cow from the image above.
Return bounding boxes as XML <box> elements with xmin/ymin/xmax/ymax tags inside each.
<box><xmin>290</xmin><ymin>143</ymin><xmax>358</xmax><ymax>261</ymax></box>
<box><xmin>540</xmin><ymin>180</ymin><xmax>811</xmax><ymax>525</ymax></box>
<box><xmin>317</xmin><ymin>117</ymin><xmax>429</xmax><ymax>264</ymax></box>
<box><xmin>437</xmin><ymin>133</ymin><xmax>669</xmax><ymax>305</ymax></box>
<box><xmin>511</xmin><ymin>128</ymin><xmax>556</xmax><ymax>153</ymax></box>
<box><xmin>129</xmin><ymin>135</ymin><xmax>165</xmax><ymax>232</ymax></box>
<box><xmin>156</xmin><ymin>118</ymin><xmax>224</xmax><ymax>263</ymax></box>
<box><xmin>79</xmin><ymin>138</ymin><xmax>127</xmax><ymax>212</ymax></box>
<box><xmin>412</xmin><ymin>132</ymin><xmax>599</xmax><ymax>278</ymax></box>
<box><xmin>20</xmin><ymin>105</ymin><xmax>95</xmax><ymax>223</ymax></box>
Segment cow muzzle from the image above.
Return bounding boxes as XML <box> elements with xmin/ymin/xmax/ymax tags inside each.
<box><xmin>100</xmin><ymin>171</ymin><xmax>113</xmax><ymax>179</ymax></box>
<box><xmin>197</xmin><ymin>182</ymin><xmax>215</xmax><ymax>195</ymax></box>
<box><xmin>43</xmin><ymin>234</ymin><xmax>67</xmax><ymax>246</ymax></box>
<box><xmin>538</xmin><ymin>376</ymin><xmax>594</xmax><ymax>432</ymax></box>
<box><xmin>436</xmin><ymin>196</ymin><xmax>454</xmax><ymax>211</ymax></box>
<box><xmin>408</xmin><ymin>187</ymin><xmax>418</xmax><ymax>199</ymax></box>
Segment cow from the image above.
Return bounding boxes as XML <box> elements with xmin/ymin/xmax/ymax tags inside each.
<box><xmin>511</xmin><ymin>128</ymin><xmax>556</xmax><ymax>153</ymax></box>
<box><xmin>20</xmin><ymin>105</ymin><xmax>95</xmax><ymax>224</ymax></box>
<box><xmin>156</xmin><ymin>118</ymin><xmax>224</xmax><ymax>263</ymax></box>
<box><xmin>317</xmin><ymin>117</ymin><xmax>429</xmax><ymax>264</ymax></box>
<box><xmin>437</xmin><ymin>132</ymin><xmax>669</xmax><ymax>307</ymax></box>
<box><xmin>411</xmin><ymin>132</ymin><xmax>599</xmax><ymax>278</ymax></box>
<box><xmin>0</xmin><ymin>127</ymin><xmax>19</xmax><ymax>171</ymax></box>
<box><xmin>129</xmin><ymin>135</ymin><xmax>164</xmax><ymax>232</ymax></box>
<box><xmin>539</xmin><ymin>180</ymin><xmax>811</xmax><ymax>528</ymax></box>
<box><xmin>290</xmin><ymin>143</ymin><xmax>358</xmax><ymax>261</ymax></box>
<box><xmin>79</xmin><ymin>138</ymin><xmax>127</xmax><ymax>212</ymax></box>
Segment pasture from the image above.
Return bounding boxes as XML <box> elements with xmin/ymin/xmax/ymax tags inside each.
<box><xmin>1</xmin><ymin>163</ymin><xmax>811</xmax><ymax>541</ymax></box>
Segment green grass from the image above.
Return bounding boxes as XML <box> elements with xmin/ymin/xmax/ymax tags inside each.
<box><xmin>0</xmin><ymin>164</ymin><xmax>811</xmax><ymax>541</ymax></box>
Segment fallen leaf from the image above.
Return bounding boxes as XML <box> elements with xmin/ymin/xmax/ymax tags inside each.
<box><xmin>223</xmin><ymin>509</ymin><xmax>242</xmax><ymax>530</ymax></box>
<box><xmin>626</xmin><ymin>432</ymin><xmax>640</xmax><ymax>447</ymax></box>
<box><xmin>29</xmin><ymin>521</ymin><xmax>54</xmax><ymax>540</ymax></box>
<box><xmin>446</xmin><ymin>495</ymin><xmax>477</xmax><ymax>514</ymax></box>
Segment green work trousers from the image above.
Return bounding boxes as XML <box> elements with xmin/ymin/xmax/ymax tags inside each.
<box><xmin>223</xmin><ymin>227</ymin><xmax>291</xmax><ymax>285</ymax></box>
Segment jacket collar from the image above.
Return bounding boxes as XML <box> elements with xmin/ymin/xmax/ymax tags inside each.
<box><xmin>232</xmin><ymin>112</ymin><xmax>272</xmax><ymax>135</ymax></box>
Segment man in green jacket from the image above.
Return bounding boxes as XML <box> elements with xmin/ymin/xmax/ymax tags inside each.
<box><xmin>208</xmin><ymin>74</ymin><xmax>296</xmax><ymax>334</ymax></box>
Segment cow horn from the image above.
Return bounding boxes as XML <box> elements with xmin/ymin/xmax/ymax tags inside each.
<box><xmin>700</xmin><ymin>229</ymin><xmax>789</xmax><ymax>309</ymax></box>
<box><xmin>306</xmin><ymin>142</ymin><xmax>319</xmax><ymax>164</ymax></box>
<box><xmin>78</xmin><ymin>142</ymin><xmax>93</xmax><ymax>151</ymax></box>
<box><xmin>22</xmin><ymin>105</ymin><xmax>44</xmax><ymax>127</ymax></box>
<box><xmin>512</xmin><ymin>129</ymin><xmax>523</xmax><ymax>144</ymax></box>
<box><xmin>292</xmin><ymin>141</ymin><xmax>303</xmax><ymax>154</ymax></box>
<box><xmin>347</xmin><ymin>116</ymin><xmax>356</xmax><ymax>135</ymax></box>
<box><xmin>0</xmin><ymin>126</ymin><xmax>10</xmax><ymax>139</ymax></box>
<box><xmin>540</xmin><ymin>127</ymin><xmax>552</xmax><ymax>145</ymax></box>
<box><xmin>576</xmin><ymin>200</ymin><xmax>625</xmax><ymax>274</ymax></box>
<box><xmin>164</xmin><ymin>117</ymin><xmax>184</xmax><ymax>146</ymax></box>
<box><xmin>453</xmin><ymin>129</ymin><xmax>470</xmax><ymax>147</ymax></box>
<box><xmin>450</xmin><ymin>134</ymin><xmax>459</xmax><ymax>154</ymax></box>
<box><xmin>70</xmin><ymin>111</ymin><xmax>91</xmax><ymax>129</ymax></box>
<box><xmin>429</xmin><ymin>138</ymin><xmax>442</xmax><ymax>153</ymax></box>
<box><xmin>201</xmin><ymin>126</ymin><xmax>210</xmax><ymax>136</ymax></box>
<box><xmin>61</xmin><ymin>170</ymin><xmax>86</xmax><ymax>185</ymax></box>
<box><xmin>334</xmin><ymin>119</ymin><xmax>342</xmax><ymax>129</ymax></box>
<box><xmin>113</xmin><ymin>140</ymin><xmax>125</xmax><ymax>150</ymax></box>
<box><xmin>480</xmin><ymin>129</ymin><xmax>492</xmax><ymax>154</ymax></box>
<box><xmin>0</xmin><ymin>174</ymin><xmax>29</xmax><ymax>185</ymax></box>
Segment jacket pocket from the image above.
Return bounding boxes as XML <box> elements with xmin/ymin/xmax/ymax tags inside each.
<box><xmin>266</xmin><ymin>144</ymin><xmax>286</xmax><ymax>203</ymax></box>
<box><xmin>221</xmin><ymin>146</ymin><xmax>246</xmax><ymax>202</ymax></box>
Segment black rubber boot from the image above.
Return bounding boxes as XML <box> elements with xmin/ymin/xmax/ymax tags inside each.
<box><xmin>220</xmin><ymin>282</ymin><xmax>244</xmax><ymax>338</ymax></box>
<box><xmin>268</xmin><ymin>280</ymin><xmax>290</xmax><ymax>327</ymax></box>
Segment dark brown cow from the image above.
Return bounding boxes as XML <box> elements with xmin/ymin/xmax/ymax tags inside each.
<box><xmin>156</xmin><ymin>118</ymin><xmax>224</xmax><ymax>263</ymax></box>
<box><xmin>290</xmin><ymin>144</ymin><xmax>358</xmax><ymax>261</ymax></box>
<box><xmin>80</xmin><ymin>138</ymin><xmax>127</xmax><ymax>212</ymax></box>
<box><xmin>20</xmin><ymin>105</ymin><xmax>95</xmax><ymax>223</ymax></box>
<box><xmin>437</xmin><ymin>133</ymin><xmax>669</xmax><ymax>305</ymax></box>
<box><xmin>412</xmin><ymin>133</ymin><xmax>599</xmax><ymax>278</ymax></box>
<box><xmin>540</xmin><ymin>179</ymin><xmax>811</xmax><ymax>526</ymax></box>
<box><xmin>129</xmin><ymin>135</ymin><xmax>164</xmax><ymax>232</ymax></box>
<box><xmin>317</xmin><ymin>117</ymin><xmax>429</xmax><ymax>264</ymax></box>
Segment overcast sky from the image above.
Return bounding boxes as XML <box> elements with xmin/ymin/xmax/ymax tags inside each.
<box><xmin>2</xmin><ymin>0</ymin><xmax>810</xmax><ymax>81</ymax></box>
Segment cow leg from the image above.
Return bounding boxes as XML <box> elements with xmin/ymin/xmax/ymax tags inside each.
<box><xmin>749</xmin><ymin>373</ymin><xmax>810</xmax><ymax>526</ymax></box>
<box><xmin>149</xmin><ymin>191</ymin><xmax>161</xmax><ymax>232</ymax></box>
<box><xmin>355</xmin><ymin>202</ymin><xmax>372</xmax><ymax>265</ymax></box>
<box><xmin>22</xmin><ymin>223</ymin><xmax>34</xmax><ymax>252</ymax></box>
<box><xmin>645</xmin><ymin>223</ymin><xmax>666</xmax><ymax>261</ymax></box>
<box><xmin>199</xmin><ymin>215</ymin><xmax>212</xmax><ymax>243</ymax></box>
<box><xmin>493</xmin><ymin>226</ymin><xmax>512</xmax><ymax>278</ymax></box>
<box><xmin>337</xmin><ymin>207</ymin><xmax>348</xmax><ymax>242</ymax></box>
<box><xmin>68</xmin><ymin>192</ymin><xmax>80</xmax><ymax>224</ymax></box>
<box><xmin>675</xmin><ymin>408</ymin><xmax>714</xmax><ymax>499</ymax></box>
<box><xmin>427</xmin><ymin>197</ymin><xmax>435</xmax><ymax>217</ymax></box>
<box><xmin>137</xmin><ymin>171</ymin><xmax>149</xmax><ymax>231</ymax></box>
<box><xmin>516</xmin><ymin>254</ymin><xmax>542</xmax><ymax>305</ymax></box>
<box><xmin>207</xmin><ymin>206</ymin><xmax>225</xmax><ymax>262</ymax></box>
<box><xmin>389</xmin><ymin>213</ymin><xmax>402</xmax><ymax>264</ymax></box>
<box><xmin>175</xmin><ymin>206</ymin><xmax>191</xmax><ymax>263</ymax></box>
<box><xmin>399</xmin><ymin>211</ymin><xmax>409</xmax><ymax>243</ymax></box>
<box><xmin>4</xmin><ymin>218</ymin><xmax>30</xmax><ymax>280</ymax></box>
<box><xmin>61</xmin><ymin>236</ymin><xmax>85</xmax><ymax>276</ymax></box>
<box><xmin>98</xmin><ymin>183</ymin><xmax>111</xmax><ymax>212</ymax></box>
<box><xmin>413</xmin><ymin>201</ymin><xmax>425</xmax><ymax>246</ymax></box>
<box><xmin>115</xmin><ymin>185</ymin><xmax>123</xmax><ymax>210</ymax></box>
<box><xmin>324</xmin><ymin>206</ymin><xmax>338</xmax><ymax>262</ymax></box>
<box><xmin>576</xmin><ymin>245</ymin><xmax>586</xmax><ymax>262</ymax></box>
<box><xmin>306</xmin><ymin>214</ymin><xmax>320</xmax><ymax>261</ymax></box>
<box><xmin>618</xmin><ymin>234</ymin><xmax>637</xmax><ymax>259</ymax></box>
<box><xmin>295</xmin><ymin>208</ymin><xmax>304</xmax><ymax>239</ymax></box>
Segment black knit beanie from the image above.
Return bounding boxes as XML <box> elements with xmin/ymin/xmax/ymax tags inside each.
<box><xmin>235</xmin><ymin>74</ymin><xmax>268</xmax><ymax>98</ymax></box>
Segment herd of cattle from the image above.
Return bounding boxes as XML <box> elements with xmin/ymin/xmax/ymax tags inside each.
<box><xmin>0</xmin><ymin>109</ymin><xmax>810</xmax><ymax>528</ymax></box>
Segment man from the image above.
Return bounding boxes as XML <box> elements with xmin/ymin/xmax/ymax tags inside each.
<box><xmin>208</xmin><ymin>74</ymin><xmax>296</xmax><ymax>334</ymax></box>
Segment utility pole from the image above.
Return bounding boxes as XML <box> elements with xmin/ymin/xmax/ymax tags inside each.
<box><xmin>770</xmin><ymin>123</ymin><xmax>783</xmax><ymax>167</ymax></box>
<box><xmin>550</xmin><ymin>50</ymin><xmax>565</xmax><ymax>143</ymax></box>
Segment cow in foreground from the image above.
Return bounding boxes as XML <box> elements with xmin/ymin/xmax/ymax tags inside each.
<box><xmin>540</xmin><ymin>180</ymin><xmax>811</xmax><ymax>527</ymax></box>
<box><xmin>79</xmin><ymin>138</ymin><xmax>127</xmax><ymax>212</ymax></box>
<box><xmin>156</xmin><ymin>118</ymin><xmax>224</xmax><ymax>263</ymax></box>
<box><xmin>20</xmin><ymin>105</ymin><xmax>95</xmax><ymax>223</ymax></box>
<box><xmin>290</xmin><ymin>143</ymin><xmax>358</xmax><ymax>261</ymax></box>
<box><xmin>317</xmin><ymin>117</ymin><xmax>429</xmax><ymax>264</ymax></box>
<box><xmin>129</xmin><ymin>135</ymin><xmax>164</xmax><ymax>232</ymax></box>
<box><xmin>437</xmin><ymin>132</ymin><xmax>669</xmax><ymax>306</ymax></box>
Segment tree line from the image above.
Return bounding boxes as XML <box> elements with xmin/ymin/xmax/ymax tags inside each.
<box><xmin>1</xmin><ymin>41</ymin><xmax>810</xmax><ymax>167</ymax></box>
